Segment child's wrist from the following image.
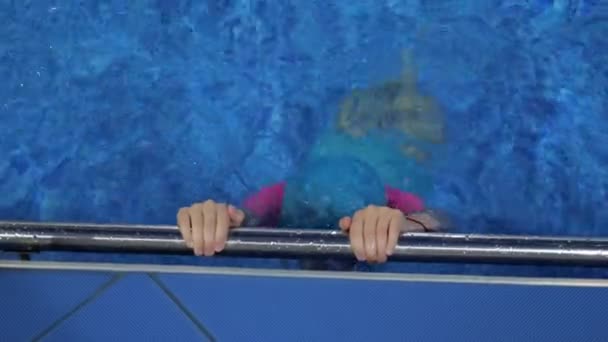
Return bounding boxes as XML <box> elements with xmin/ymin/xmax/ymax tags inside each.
<box><xmin>403</xmin><ymin>214</ymin><xmax>429</xmax><ymax>232</ymax></box>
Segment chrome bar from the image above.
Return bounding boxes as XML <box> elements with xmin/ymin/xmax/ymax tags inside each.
<box><xmin>1</xmin><ymin>221</ymin><xmax>608</xmax><ymax>266</ymax></box>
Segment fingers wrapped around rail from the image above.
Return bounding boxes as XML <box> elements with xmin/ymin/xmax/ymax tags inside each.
<box><xmin>1</xmin><ymin>221</ymin><xmax>608</xmax><ymax>266</ymax></box>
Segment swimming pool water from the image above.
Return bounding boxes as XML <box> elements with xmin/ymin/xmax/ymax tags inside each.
<box><xmin>1</xmin><ymin>1</ymin><xmax>607</xmax><ymax>272</ymax></box>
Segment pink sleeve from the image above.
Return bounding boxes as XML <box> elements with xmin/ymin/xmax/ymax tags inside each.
<box><xmin>242</xmin><ymin>182</ymin><xmax>286</xmax><ymax>227</ymax></box>
<box><xmin>385</xmin><ymin>186</ymin><xmax>425</xmax><ymax>214</ymax></box>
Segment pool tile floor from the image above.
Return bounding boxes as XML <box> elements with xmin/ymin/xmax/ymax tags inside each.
<box><xmin>39</xmin><ymin>273</ymin><xmax>213</xmax><ymax>342</ymax></box>
<box><xmin>0</xmin><ymin>270</ymin><xmax>114</xmax><ymax>342</ymax></box>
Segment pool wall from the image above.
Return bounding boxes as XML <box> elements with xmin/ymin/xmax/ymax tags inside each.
<box><xmin>1</xmin><ymin>261</ymin><xmax>607</xmax><ymax>341</ymax></box>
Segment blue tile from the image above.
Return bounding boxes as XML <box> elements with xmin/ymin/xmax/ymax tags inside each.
<box><xmin>41</xmin><ymin>273</ymin><xmax>212</xmax><ymax>342</ymax></box>
<box><xmin>0</xmin><ymin>252</ymin><xmax>20</xmax><ymax>260</ymax></box>
<box><xmin>0</xmin><ymin>269</ymin><xmax>113</xmax><ymax>342</ymax></box>
<box><xmin>159</xmin><ymin>272</ymin><xmax>608</xmax><ymax>342</ymax></box>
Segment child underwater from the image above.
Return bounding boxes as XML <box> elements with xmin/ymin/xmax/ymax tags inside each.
<box><xmin>177</xmin><ymin>51</ymin><xmax>448</xmax><ymax>264</ymax></box>
<box><xmin>177</xmin><ymin>150</ymin><xmax>443</xmax><ymax>264</ymax></box>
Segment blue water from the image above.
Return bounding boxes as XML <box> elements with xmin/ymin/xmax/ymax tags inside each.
<box><xmin>1</xmin><ymin>1</ymin><xmax>607</xmax><ymax>275</ymax></box>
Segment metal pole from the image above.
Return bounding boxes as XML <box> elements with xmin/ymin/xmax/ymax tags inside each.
<box><xmin>1</xmin><ymin>221</ymin><xmax>608</xmax><ymax>266</ymax></box>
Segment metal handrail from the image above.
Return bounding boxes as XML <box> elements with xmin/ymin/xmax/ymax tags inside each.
<box><xmin>1</xmin><ymin>221</ymin><xmax>608</xmax><ymax>266</ymax></box>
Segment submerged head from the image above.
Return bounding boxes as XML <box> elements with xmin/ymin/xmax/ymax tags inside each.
<box><xmin>280</xmin><ymin>156</ymin><xmax>385</xmax><ymax>229</ymax></box>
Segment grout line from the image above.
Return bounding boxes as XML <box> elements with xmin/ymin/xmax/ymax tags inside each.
<box><xmin>147</xmin><ymin>273</ymin><xmax>217</xmax><ymax>342</ymax></box>
<box><xmin>30</xmin><ymin>274</ymin><xmax>124</xmax><ymax>342</ymax></box>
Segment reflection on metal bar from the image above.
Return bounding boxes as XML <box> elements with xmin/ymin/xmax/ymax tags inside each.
<box><xmin>1</xmin><ymin>221</ymin><xmax>608</xmax><ymax>266</ymax></box>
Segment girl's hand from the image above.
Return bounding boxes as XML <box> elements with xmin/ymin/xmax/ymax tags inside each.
<box><xmin>339</xmin><ymin>206</ymin><xmax>438</xmax><ymax>263</ymax></box>
<box><xmin>177</xmin><ymin>200</ymin><xmax>245</xmax><ymax>256</ymax></box>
